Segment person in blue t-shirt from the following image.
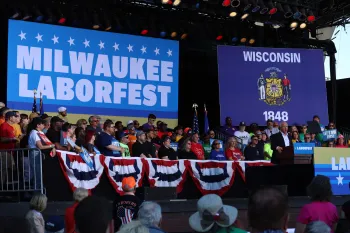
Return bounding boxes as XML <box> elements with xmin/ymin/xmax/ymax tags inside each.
<box><xmin>209</xmin><ymin>140</ymin><xmax>226</xmax><ymax>161</ymax></box>
<box><xmin>95</xmin><ymin>121</ymin><xmax>124</xmax><ymax>157</ymax></box>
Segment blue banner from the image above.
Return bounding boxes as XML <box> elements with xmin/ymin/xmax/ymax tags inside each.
<box><xmin>323</xmin><ymin>129</ymin><xmax>338</xmax><ymax>141</ymax></box>
<box><xmin>217</xmin><ymin>46</ymin><xmax>328</xmax><ymax>125</ymax></box>
<box><xmin>7</xmin><ymin>20</ymin><xmax>179</xmax><ymax>119</ymax></box>
<box><xmin>294</xmin><ymin>142</ymin><xmax>315</xmax><ymax>154</ymax></box>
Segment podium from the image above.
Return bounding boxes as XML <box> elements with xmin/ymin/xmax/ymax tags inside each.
<box><xmin>293</xmin><ymin>142</ymin><xmax>315</xmax><ymax>164</ymax></box>
<box><xmin>276</xmin><ymin>146</ymin><xmax>294</xmax><ymax>165</ymax></box>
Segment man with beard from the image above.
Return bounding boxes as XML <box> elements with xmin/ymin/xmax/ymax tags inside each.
<box><xmin>57</xmin><ymin>107</ymin><xmax>68</xmax><ymax>123</ymax></box>
<box><xmin>46</xmin><ymin>116</ymin><xmax>67</xmax><ymax>150</ymax></box>
<box><xmin>95</xmin><ymin>121</ymin><xmax>124</xmax><ymax>157</ymax></box>
<box><xmin>132</xmin><ymin>131</ymin><xmax>154</xmax><ymax>158</ymax></box>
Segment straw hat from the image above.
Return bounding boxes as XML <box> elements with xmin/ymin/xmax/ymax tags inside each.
<box><xmin>189</xmin><ymin>194</ymin><xmax>238</xmax><ymax>232</ymax></box>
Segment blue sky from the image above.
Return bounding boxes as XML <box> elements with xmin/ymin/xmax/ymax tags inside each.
<box><xmin>324</xmin><ymin>25</ymin><xmax>350</xmax><ymax>80</ymax></box>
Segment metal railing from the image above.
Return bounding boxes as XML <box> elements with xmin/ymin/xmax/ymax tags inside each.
<box><xmin>0</xmin><ymin>148</ymin><xmax>43</xmax><ymax>194</ymax></box>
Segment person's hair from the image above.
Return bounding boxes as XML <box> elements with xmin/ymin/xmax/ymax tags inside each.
<box><xmin>74</xmin><ymin>196</ymin><xmax>112</xmax><ymax>233</ymax></box>
<box><xmin>138</xmin><ymin>201</ymin><xmax>162</xmax><ymax>227</ymax></box>
<box><xmin>0</xmin><ymin>107</ymin><xmax>9</xmax><ymax>117</ymax></box>
<box><xmin>304</xmin><ymin>221</ymin><xmax>331</xmax><ymax>233</ymax></box>
<box><xmin>43</xmin><ymin>118</ymin><xmax>51</xmax><ymax>126</ymax></box>
<box><xmin>76</xmin><ymin>119</ymin><xmax>87</xmax><ymax>128</ymax></box>
<box><xmin>75</xmin><ymin>127</ymin><xmax>85</xmax><ymax>139</ymax></box>
<box><xmin>211</xmin><ymin>140</ymin><xmax>220</xmax><ymax>150</ymax></box>
<box><xmin>148</xmin><ymin>114</ymin><xmax>156</xmax><ymax>119</ymax></box>
<box><xmin>103</xmin><ymin>121</ymin><xmax>113</xmax><ymax>130</ymax></box>
<box><xmin>29</xmin><ymin>193</ymin><xmax>47</xmax><ymax>212</ymax></box>
<box><xmin>248</xmin><ymin>187</ymin><xmax>288</xmax><ymax>232</ymax></box>
<box><xmin>180</xmin><ymin>137</ymin><xmax>191</xmax><ymax>151</ymax></box>
<box><xmin>20</xmin><ymin>113</ymin><xmax>28</xmax><ymax>122</ymax></box>
<box><xmin>85</xmin><ymin>130</ymin><xmax>96</xmax><ymax>144</ymax></box>
<box><xmin>307</xmin><ymin>175</ymin><xmax>332</xmax><ymax>202</ymax></box>
<box><xmin>115</xmin><ymin>121</ymin><xmax>122</xmax><ymax>126</ymax></box>
<box><xmin>62</xmin><ymin>123</ymin><xmax>72</xmax><ymax>132</ymax></box>
<box><xmin>73</xmin><ymin>188</ymin><xmax>89</xmax><ymax>202</ymax></box>
<box><xmin>118</xmin><ymin>220</ymin><xmax>150</xmax><ymax>233</ymax></box>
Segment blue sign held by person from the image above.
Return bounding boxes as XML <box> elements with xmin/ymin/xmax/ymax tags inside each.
<box><xmin>170</xmin><ymin>142</ymin><xmax>178</xmax><ymax>151</ymax></box>
<box><xmin>294</xmin><ymin>142</ymin><xmax>315</xmax><ymax>154</ymax></box>
<box><xmin>323</xmin><ymin>129</ymin><xmax>337</xmax><ymax>141</ymax></box>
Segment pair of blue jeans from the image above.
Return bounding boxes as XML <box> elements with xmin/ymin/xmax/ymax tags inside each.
<box><xmin>29</xmin><ymin>150</ymin><xmax>42</xmax><ymax>190</ymax></box>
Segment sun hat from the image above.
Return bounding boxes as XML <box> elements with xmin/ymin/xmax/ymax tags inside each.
<box><xmin>189</xmin><ymin>194</ymin><xmax>238</xmax><ymax>232</ymax></box>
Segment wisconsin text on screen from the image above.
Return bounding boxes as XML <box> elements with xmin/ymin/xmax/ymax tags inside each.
<box><xmin>243</xmin><ymin>51</ymin><xmax>301</xmax><ymax>63</ymax></box>
<box><xmin>16</xmin><ymin>45</ymin><xmax>175</xmax><ymax>107</ymax></box>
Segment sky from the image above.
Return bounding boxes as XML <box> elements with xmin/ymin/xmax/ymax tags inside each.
<box><xmin>324</xmin><ymin>25</ymin><xmax>350</xmax><ymax>80</ymax></box>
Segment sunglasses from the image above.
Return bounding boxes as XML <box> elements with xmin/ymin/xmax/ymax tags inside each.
<box><xmin>213</xmin><ymin>143</ymin><xmax>220</xmax><ymax>145</ymax></box>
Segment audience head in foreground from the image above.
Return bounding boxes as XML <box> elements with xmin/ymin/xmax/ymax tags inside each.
<box><xmin>118</xmin><ymin>220</ymin><xmax>150</xmax><ymax>233</ymax></box>
<box><xmin>189</xmin><ymin>194</ymin><xmax>244</xmax><ymax>233</ymax></box>
<box><xmin>307</xmin><ymin>175</ymin><xmax>332</xmax><ymax>202</ymax></box>
<box><xmin>138</xmin><ymin>201</ymin><xmax>165</xmax><ymax>232</ymax></box>
<box><xmin>248</xmin><ymin>187</ymin><xmax>289</xmax><ymax>233</ymax></box>
<box><xmin>74</xmin><ymin>196</ymin><xmax>113</xmax><ymax>233</ymax></box>
<box><xmin>304</xmin><ymin>221</ymin><xmax>331</xmax><ymax>233</ymax></box>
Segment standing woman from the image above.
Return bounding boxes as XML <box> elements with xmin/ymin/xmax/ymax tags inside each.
<box><xmin>295</xmin><ymin>175</ymin><xmax>338</xmax><ymax>233</ymax></box>
<box><xmin>25</xmin><ymin>193</ymin><xmax>48</xmax><ymax>233</ymax></box>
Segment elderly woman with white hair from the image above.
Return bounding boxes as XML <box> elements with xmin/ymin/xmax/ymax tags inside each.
<box><xmin>65</xmin><ymin>188</ymin><xmax>89</xmax><ymax>233</ymax></box>
<box><xmin>138</xmin><ymin>201</ymin><xmax>166</xmax><ymax>233</ymax></box>
<box><xmin>305</xmin><ymin>221</ymin><xmax>331</xmax><ymax>233</ymax></box>
<box><xmin>25</xmin><ymin>193</ymin><xmax>48</xmax><ymax>233</ymax></box>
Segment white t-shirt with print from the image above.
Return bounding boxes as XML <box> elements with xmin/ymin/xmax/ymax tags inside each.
<box><xmin>234</xmin><ymin>131</ymin><xmax>251</xmax><ymax>145</ymax></box>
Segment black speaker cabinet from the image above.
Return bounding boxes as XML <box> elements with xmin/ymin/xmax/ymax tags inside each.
<box><xmin>136</xmin><ymin>187</ymin><xmax>177</xmax><ymax>201</ymax></box>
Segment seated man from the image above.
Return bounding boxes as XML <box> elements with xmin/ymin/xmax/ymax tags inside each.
<box><xmin>132</xmin><ymin>131</ymin><xmax>154</xmax><ymax>158</ymax></box>
<box><xmin>95</xmin><ymin>121</ymin><xmax>124</xmax><ymax>157</ymax></box>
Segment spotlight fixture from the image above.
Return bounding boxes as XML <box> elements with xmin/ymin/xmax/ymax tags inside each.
<box><xmin>299</xmin><ymin>8</ymin><xmax>307</xmax><ymax>21</ymax></box>
<box><xmin>92</xmin><ymin>12</ymin><xmax>100</xmax><ymax>29</ymax></box>
<box><xmin>240</xmin><ymin>37</ymin><xmax>247</xmax><ymax>43</ymax></box>
<box><xmin>10</xmin><ymin>9</ymin><xmax>21</xmax><ymax>19</ymax></box>
<box><xmin>58</xmin><ymin>9</ymin><xmax>66</xmax><ymax>25</ymax></box>
<box><xmin>104</xmin><ymin>15</ymin><xmax>112</xmax><ymax>31</ymax></box>
<box><xmin>252</xmin><ymin>5</ymin><xmax>260</xmax><ymax>13</ymax></box>
<box><xmin>267</xmin><ymin>1</ymin><xmax>277</xmax><ymax>15</ymax></box>
<box><xmin>249</xmin><ymin>38</ymin><xmax>255</xmax><ymax>44</ymax></box>
<box><xmin>222</xmin><ymin>0</ymin><xmax>231</xmax><ymax>7</ymax></box>
<box><xmin>171</xmin><ymin>31</ymin><xmax>177</xmax><ymax>38</ymax></box>
<box><xmin>293</xmin><ymin>7</ymin><xmax>301</xmax><ymax>19</ymax></box>
<box><xmin>34</xmin><ymin>7</ymin><xmax>44</xmax><ymax>22</ymax></box>
<box><xmin>160</xmin><ymin>31</ymin><xmax>167</xmax><ymax>37</ymax></box>
<box><xmin>216</xmin><ymin>34</ymin><xmax>223</xmax><ymax>41</ymax></box>
<box><xmin>307</xmin><ymin>10</ymin><xmax>315</xmax><ymax>22</ymax></box>
<box><xmin>283</xmin><ymin>5</ymin><xmax>293</xmax><ymax>18</ymax></box>
<box><xmin>300</xmin><ymin>23</ymin><xmax>307</xmax><ymax>29</ymax></box>
<box><xmin>162</xmin><ymin>0</ymin><xmax>169</xmax><ymax>4</ymax></box>
<box><xmin>46</xmin><ymin>8</ymin><xmax>56</xmax><ymax>24</ymax></box>
<box><xmin>242</xmin><ymin>0</ymin><xmax>252</xmax><ymax>11</ymax></box>
<box><xmin>241</xmin><ymin>13</ymin><xmax>249</xmax><ymax>19</ymax></box>
<box><xmin>141</xmin><ymin>29</ymin><xmax>149</xmax><ymax>35</ymax></box>
<box><xmin>258</xmin><ymin>0</ymin><xmax>268</xmax><ymax>14</ymax></box>
<box><xmin>231</xmin><ymin>0</ymin><xmax>240</xmax><ymax>8</ymax></box>
<box><xmin>180</xmin><ymin>32</ymin><xmax>188</xmax><ymax>40</ymax></box>
<box><xmin>173</xmin><ymin>0</ymin><xmax>181</xmax><ymax>6</ymax></box>
<box><xmin>22</xmin><ymin>6</ymin><xmax>32</xmax><ymax>21</ymax></box>
<box><xmin>272</xmin><ymin>24</ymin><xmax>281</xmax><ymax>29</ymax></box>
<box><xmin>232</xmin><ymin>37</ymin><xmax>238</xmax><ymax>43</ymax></box>
<box><xmin>229</xmin><ymin>8</ymin><xmax>237</xmax><ymax>17</ymax></box>
<box><xmin>290</xmin><ymin>21</ymin><xmax>298</xmax><ymax>29</ymax></box>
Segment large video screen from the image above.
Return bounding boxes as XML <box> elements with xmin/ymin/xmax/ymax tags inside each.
<box><xmin>7</xmin><ymin>20</ymin><xmax>179</xmax><ymax>126</ymax></box>
<box><xmin>217</xmin><ymin>46</ymin><xmax>328</xmax><ymax>125</ymax></box>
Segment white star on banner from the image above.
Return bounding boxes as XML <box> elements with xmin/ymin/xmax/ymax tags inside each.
<box><xmin>83</xmin><ymin>39</ymin><xmax>90</xmax><ymax>48</ymax></box>
<box><xmin>98</xmin><ymin>41</ymin><xmax>105</xmax><ymax>49</ymax></box>
<box><xmin>141</xmin><ymin>46</ymin><xmax>147</xmax><ymax>54</ymax></box>
<box><xmin>35</xmin><ymin>33</ymin><xmax>43</xmax><ymax>42</ymax></box>
<box><xmin>18</xmin><ymin>31</ymin><xmax>26</xmax><ymax>40</ymax></box>
<box><xmin>113</xmin><ymin>43</ymin><xmax>119</xmax><ymax>51</ymax></box>
<box><xmin>337</xmin><ymin>173</ymin><xmax>344</xmax><ymax>185</ymax></box>
<box><xmin>67</xmin><ymin>37</ymin><xmax>75</xmax><ymax>46</ymax></box>
<box><xmin>154</xmin><ymin>47</ymin><xmax>160</xmax><ymax>55</ymax></box>
<box><xmin>127</xmin><ymin>44</ymin><xmax>133</xmax><ymax>52</ymax></box>
<box><xmin>167</xmin><ymin>49</ymin><xmax>173</xmax><ymax>57</ymax></box>
<box><xmin>52</xmin><ymin>35</ymin><xmax>59</xmax><ymax>44</ymax></box>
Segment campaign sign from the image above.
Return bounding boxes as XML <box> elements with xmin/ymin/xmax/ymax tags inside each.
<box><xmin>314</xmin><ymin>147</ymin><xmax>350</xmax><ymax>195</ymax></box>
<box><xmin>170</xmin><ymin>142</ymin><xmax>178</xmax><ymax>151</ymax></box>
<box><xmin>293</xmin><ymin>142</ymin><xmax>315</xmax><ymax>154</ymax></box>
<box><xmin>7</xmin><ymin>20</ymin><xmax>179</xmax><ymax>119</ymax></box>
<box><xmin>217</xmin><ymin>46</ymin><xmax>328</xmax><ymax>125</ymax></box>
<box><xmin>323</xmin><ymin>129</ymin><xmax>338</xmax><ymax>141</ymax></box>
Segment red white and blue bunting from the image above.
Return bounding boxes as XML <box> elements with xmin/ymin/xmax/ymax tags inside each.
<box><xmin>57</xmin><ymin>151</ymin><xmax>272</xmax><ymax>196</ymax></box>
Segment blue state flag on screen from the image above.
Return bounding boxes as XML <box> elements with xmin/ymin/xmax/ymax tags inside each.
<box><xmin>7</xmin><ymin>20</ymin><xmax>179</xmax><ymax>122</ymax></box>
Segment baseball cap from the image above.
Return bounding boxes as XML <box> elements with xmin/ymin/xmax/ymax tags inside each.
<box><xmin>50</xmin><ymin>116</ymin><xmax>64</xmax><ymax>124</ymax></box>
<box><xmin>184</xmin><ymin>127</ymin><xmax>192</xmax><ymax>134</ymax></box>
<box><xmin>5</xmin><ymin>111</ymin><xmax>16</xmax><ymax>119</ymax></box>
<box><xmin>58</xmin><ymin>107</ymin><xmax>67</xmax><ymax>112</ymax></box>
<box><xmin>45</xmin><ymin>216</ymin><xmax>64</xmax><ymax>233</ymax></box>
<box><xmin>118</xmin><ymin>132</ymin><xmax>129</xmax><ymax>140</ymax></box>
<box><xmin>127</xmin><ymin>120</ymin><xmax>134</xmax><ymax>125</ymax></box>
<box><xmin>239</xmin><ymin>121</ymin><xmax>246</xmax><ymax>126</ymax></box>
<box><xmin>136</xmin><ymin>131</ymin><xmax>145</xmax><ymax>137</ymax></box>
<box><xmin>122</xmin><ymin>177</ymin><xmax>136</xmax><ymax>191</ymax></box>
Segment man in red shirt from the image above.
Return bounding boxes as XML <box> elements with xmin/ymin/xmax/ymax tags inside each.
<box><xmin>282</xmin><ymin>74</ymin><xmax>291</xmax><ymax>101</ymax></box>
<box><xmin>0</xmin><ymin>111</ymin><xmax>19</xmax><ymax>184</ymax></box>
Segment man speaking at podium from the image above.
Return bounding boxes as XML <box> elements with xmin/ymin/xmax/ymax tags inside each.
<box><xmin>270</xmin><ymin>122</ymin><xmax>293</xmax><ymax>164</ymax></box>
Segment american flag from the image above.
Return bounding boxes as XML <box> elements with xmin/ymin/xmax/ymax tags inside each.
<box><xmin>117</xmin><ymin>207</ymin><xmax>134</xmax><ymax>225</ymax></box>
<box><xmin>193</xmin><ymin>109</ymin><xmax>199</xmax><ymax>134</ymax></box>
<box><xmin>39</xmin><ymin>92</ymin><xmax>44</xmax><ymax>116</ymax></box>
<box><xmin>32</xmin><ymin>92</ymin><xmax>37</xmax><ymax>113</ymax></box>
<box><xmin>204</xmin><ymin>104</ymin><xmax>209</xmax><ymax>134</ymax></box>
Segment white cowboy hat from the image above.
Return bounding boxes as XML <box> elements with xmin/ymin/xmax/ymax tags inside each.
<box><xmin>189</xmin><ymin>194</ymin><xmax>238</xmax><ymax>232</ymax></box>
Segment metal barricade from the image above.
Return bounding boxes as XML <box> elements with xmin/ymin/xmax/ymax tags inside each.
<box><xmin>0</xmin><ymin>148</ymin><xmax>43</xmax><ymax>194</ymax></box>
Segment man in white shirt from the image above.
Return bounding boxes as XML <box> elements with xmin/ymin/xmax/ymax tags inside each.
<box><xmin>264</xmin><ymin>119</ymin><xmax>280</xmax><ymax>137</ymax></box>
<box><xmin>270</xmin><ymin>122</ymin><xmax>292</xmax><ymax>164</ymax></box>
<box><xmin>234</xmin><ymin>122</ymin><xmax>251</xmax><ymax>149</ymax></box>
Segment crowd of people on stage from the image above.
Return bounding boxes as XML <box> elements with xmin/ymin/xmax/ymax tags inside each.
<box><xmin>24</xmin><ymin>175</ymin><xmax>347</xmax><ymax>233</ymax></box>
